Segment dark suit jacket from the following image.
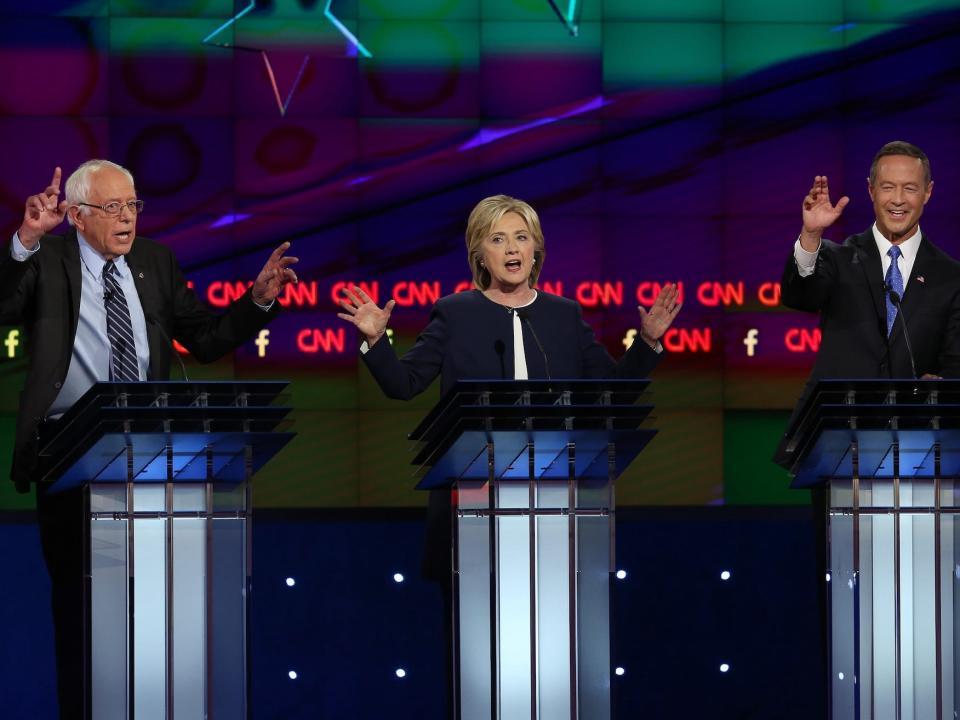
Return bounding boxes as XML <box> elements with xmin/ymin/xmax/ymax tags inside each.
<box><xmin>777</xmin><ymin>228</ymin><xmax>960</xmax><ymax>460</ymax></box>
<box><xmin>0</xmin><ymin>229</ymin><xmax>280</xmax><ymax>492</ymax></box>
<box><xmin>782</xmin><ymin>228</ymin><xmax>960</xmax><ymax>381</ymax></box>
<box><xmin>362</xmin><ymin>288</ymin><xmax>662</xmax><ymax>578</ymax></box>
<box><xmin>363</xmin><ymin>288</ymin><xmax>661</xmax><ymax>398</ymax></box>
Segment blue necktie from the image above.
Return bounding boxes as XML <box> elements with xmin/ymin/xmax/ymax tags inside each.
<box><xmin>885</xmin><ymin>246</ymin><xmax>904</xmax><ymax>336</ymax></box>
<box><xmin>103</xmin><ymin>261</ymin><xmax>140</xmax><ymax>382</ymax></box>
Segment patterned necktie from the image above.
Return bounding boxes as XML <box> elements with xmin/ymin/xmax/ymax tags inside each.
<box><xmin>103</xmin><ymin>260</ymin><xmax>140</xmax><ymax>382</ymax></box>
<box><xmin>885</xmin><ymin>245</ymin><xmax>904</xmax><ymax>336</ymax></box>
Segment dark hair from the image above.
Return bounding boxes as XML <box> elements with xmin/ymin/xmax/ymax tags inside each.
<box><xmin>869</xmin><ymin>141</ymin><xmax>931</xmax><ymax>186</ymax></box>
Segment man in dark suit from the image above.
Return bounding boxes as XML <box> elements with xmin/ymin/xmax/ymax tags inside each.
<box><xmin>781</xmin><ymin>141</ymin><xmax>960</xmax><ymax>387</ymax></box>
<box><xmin>779</xmin><ymin>141</ymin><xmax>960</xmax><ymax>705</ymax></box>
<box><xmin>0</xmin><ymin>160</ymin><xmax>298</xmax><ymax>717</ymax></box>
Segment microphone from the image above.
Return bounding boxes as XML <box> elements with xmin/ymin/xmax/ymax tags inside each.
<box><xmin>146</xmin><ymin>313</ymin><xmax>190</xmax><ymax>382</ymax></box>
<box><xmin>103</xmin><ymin>286</ymin><xmax>113</xmax><ymax>302</ymax></box>
<box><xmin>515</xmin><ymin>309</ymin><xmax>551</xmax><ymax>381</ymax></box>
<box><xmin>884</xmin><ymin>282</ymin><xmax>917</xmax><ymax>379</ymax></box>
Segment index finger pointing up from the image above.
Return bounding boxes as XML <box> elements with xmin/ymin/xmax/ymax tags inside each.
<box><xmin>49</xmin><ymin>166</ymin><xmax>62</xmax><ymax>193</ymax></box>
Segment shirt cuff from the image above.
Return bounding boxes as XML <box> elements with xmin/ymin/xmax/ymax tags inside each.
<box><xmin>793</xmin><ymin>237</ymin><xmax>819</xmax><ymax>278</ymax></box>
<box><xmin>252</xmin><ymin>297</ymin><xmax>274</xmax><ymax>312</ymax></box>
<box><xmin>359</xmin><ymin>340</ymin><xmax>370</xmax><ymax>355</ymax></box>
<box><xmin>10</xmin><ymin>231</ymin><xmax>40</xmax><ymax>261</ymax></box>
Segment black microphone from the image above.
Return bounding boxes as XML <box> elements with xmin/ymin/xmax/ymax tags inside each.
<box><xmin>146</xmin><ymin>313</ymin><xmax>190</xmax><ymax>382</ymax></box>
<box><xmin>884</xmin><ymin>283</ymin><xmax>917</xmax><ymax>380</ymax></box>
<box><xmin>515</xmin><ymin>309</ymin><xmax>551</xmax><ymax>381</ymax></box>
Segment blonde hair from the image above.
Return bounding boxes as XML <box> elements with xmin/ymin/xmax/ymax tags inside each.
<box><xmin>65</xmin><ymin>159</ymin><xmax>136</xmax><ymax>227</ymax></box>
<box><xmin>465</xmin><ymin>195</ymin><xmax>546</xmax><ymax>290</ymax></box>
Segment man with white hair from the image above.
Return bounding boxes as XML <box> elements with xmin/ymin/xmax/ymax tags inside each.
<box><xmin>0</xmin><ymin>160</ymin><xmax>299</xmax><ymax>717</ymax></box>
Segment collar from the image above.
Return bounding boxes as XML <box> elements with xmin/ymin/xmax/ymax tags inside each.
<box><xmin>480</xmin><ymin>288</ymin><xmax>538</xmax><ymax>310</ymax></box>
<box><xmin>871</xmin><ymin>222</ymin><xmax>922</xmax><ymax>263</ymax></box>
<box><xmin>76</xmin><ymin>231</ymin><xmax>129</xmax><ymax>280</ymax></box>
<box><xmin>514</xmin><ymin>289</ymin><xmax>538</xmax><ymax>309</ymax></box>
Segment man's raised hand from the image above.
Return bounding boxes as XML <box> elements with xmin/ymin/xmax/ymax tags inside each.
<box><xmin>252</xmin><ymin>242</ymin><xmax>299</xmax><ymax>305</ymax></box>
<box><xmin>20</xmin><ymin>167</ymin><xmax>68</xmax><ymax>249</ymax></box>
<box><xmin>800</xmin><ymin>175</ymin><xmax>849</xmax><ymax>251</ymax></box>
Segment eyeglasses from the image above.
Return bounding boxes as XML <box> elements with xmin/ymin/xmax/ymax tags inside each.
<box><xmin>77</xmin><ymin>200</ymin><xmax>145</xmax><ymax>216</ymax></box>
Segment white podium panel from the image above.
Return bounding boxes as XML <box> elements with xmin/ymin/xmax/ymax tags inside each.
<box><xmin>830</xmin><ymin>473</ymin><xmax>960</xmax><ymax>719</ymax></box>
<box><xmin>455</xmin><ymin>467</ymin><xmax>613</xmax><ymax>720</ymax></box>
<box><xmin>89</xmin><ymin>481</ymin><xmax>249</xmax><ymax>720</ymax></box>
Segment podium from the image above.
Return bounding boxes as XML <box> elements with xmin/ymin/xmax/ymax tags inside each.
<box><xmin>779</xmin><ymin>379</ymin><xmax>960</xmax><ymax>719</ymax></box>
<box><xmin>38</xmin><ymin>381</ymin><xmax>294</xmax><ymax>720</ymax></box>
<box><xmin>410</xmin><ymin>380</ymin><xmax>657</xmax><ymax>720</ymax></box>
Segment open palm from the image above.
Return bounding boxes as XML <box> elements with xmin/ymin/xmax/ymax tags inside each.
<box><xmin>802</xmin><ymin>175</ymin><xmax>849</xmax><ymax>234</ymax></box>
<box><xmin>337</xmin><ymin>286</ymin><xmax>395</xmax><ymax>345</ymax></box>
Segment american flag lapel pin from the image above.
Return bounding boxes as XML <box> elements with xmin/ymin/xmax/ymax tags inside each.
<box><xmin>916</xmin><ymin>275</ymin><xmax>925</xmax><ymax>284</ymax></box>
<box><xmin>138</xmin><ymin>272</ymin><xmax>144</xmax><ymax>279</ymax></box>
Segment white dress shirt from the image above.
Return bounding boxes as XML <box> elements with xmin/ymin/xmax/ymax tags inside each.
<box><xmin>793</xmin><ymin>223</ymin><xmax>922</xmax><ymax>291</ymax></box>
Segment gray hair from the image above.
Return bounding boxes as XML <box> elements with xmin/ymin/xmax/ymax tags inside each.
<box><xmin>65</xmin><ymin>159</ymin><xmax>135</xmax><ymax>226</ymax></box>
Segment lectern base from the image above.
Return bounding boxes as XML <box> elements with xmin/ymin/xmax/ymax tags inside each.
<box><xmin>455</xmin><ymin>477</ymin><xmax>613</xmax><ymax>720</ymax></box>
<box><xmin>89</xmin><ymin>481</ymin><xmax>250</xmax><ymax>720</ymax></box>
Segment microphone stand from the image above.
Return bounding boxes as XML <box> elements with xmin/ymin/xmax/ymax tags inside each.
<box><xmin>885</xmin><ymin>284</ymin><xmax>917</xmax><ymax>380</ymax></box>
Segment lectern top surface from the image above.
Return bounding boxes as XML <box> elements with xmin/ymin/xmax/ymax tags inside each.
<box><xmin>409</xmin><ymin>379</ymin><xmax>652</xmax><ymax>442</ymax></box>
<box><xmin>778</xmin><ymin>379</ymin><xmax>960</xmax><ymax>473</ymax></box>
<box><xmin>37</xmin><ymin>380</ymin><xmax>293</xmax><ymax>490</ymax></box>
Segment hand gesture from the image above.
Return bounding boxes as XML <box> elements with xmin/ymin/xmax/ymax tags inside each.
<box><xmin>20</xmin><ymin>167</ymin><xmax>68</xmax><ymax>249</ymax></box>
<box><xmin>252</xmin><ymin>242</ymin><xmax>299</xmax><ymax>305</ymax></box>
<box><xmin>337</xmin><ymin>285</ymin><xmax>395</xmax><ymax>347</ymax></box>
<box><xmin>638</xmin><ymin>282</ymin><xmax>681</xmax><ymax>348</ymax></box>
<box><xmin>801</xmin><ymin>175</ymin><xmax>849</xmax><ymax>250</ymax></box>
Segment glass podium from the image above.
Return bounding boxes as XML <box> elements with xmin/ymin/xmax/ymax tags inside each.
<box><xmin>38</xmin><ymin>381</ymin><xmax>294</xmax><ymax>720</ymax></box>
<box><xmin>410</xmin><ymin>380</ymin><xmax>657</xmax><ymax>720</ymax></box>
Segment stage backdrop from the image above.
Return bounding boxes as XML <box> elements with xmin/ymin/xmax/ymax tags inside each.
<box><xmin>1</xmin><ymin>0</ymin><xmax>959</xmax><ymax>510</ymax></box>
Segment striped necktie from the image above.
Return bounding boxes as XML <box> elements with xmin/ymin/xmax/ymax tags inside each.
<box><xmin>885</xmin><ymin>246</ymin><xmax>904</xmax><ymax>336</ymax></box>
<box><xmin>103</xmin><ymin>260</ymin><xmax>140</xmax><ymax>382</ymax></box>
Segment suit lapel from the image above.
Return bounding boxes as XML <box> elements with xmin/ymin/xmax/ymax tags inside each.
<box><xmin>900</xmin><ymin>235</ymin><xmax>931</xmax><ymax>308</ymax></box>
<box><xmin>852</xmin><ymin>229</ymin><xmax>887</xmax><ymax>334</ymax></box>
<box><xmin>126</xmin><ymin>242</ymin><xmax>150</xmax><ymax>314</ymax></box>
<box><xmin>125</xmin><ymin>242</ymin><xmax>161</xmax><ymax>380</ymax></box>
<box><xmin>897</xmin><ymin>235</ymin><xmax>932</xmax><ymax>333</ymax></box>
<box><xmin>61</xmin><ymin>229</ymin><xmax>82</xmax><ymax>339</ymax></box>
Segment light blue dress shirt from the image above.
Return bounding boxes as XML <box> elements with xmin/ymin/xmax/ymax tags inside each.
<box><xmin>11</xmin><ymin>231</ymin><xmax>150</xmax><ymax>417</ymax></box>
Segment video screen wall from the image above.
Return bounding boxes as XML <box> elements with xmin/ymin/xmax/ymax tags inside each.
<box><xmin>2</xmin><ymin>0</ymin><xmax>959</xmax><ymax>509</ymax></box>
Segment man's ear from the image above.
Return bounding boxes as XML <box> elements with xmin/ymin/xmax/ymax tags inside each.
<box><xmin>68</xmin><ymin>206</ymin><xmax>83</xmax><ymax>231</ymax></box>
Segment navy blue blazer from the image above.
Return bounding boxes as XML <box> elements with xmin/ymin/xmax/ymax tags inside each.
<box><xmin>362</xmin><ymin>288</ymin><xmax>662</xmax><ymax>580</ymax></box>
<box><xmin>362</xmin><ymin>288</ymin><xmax>661</xmax><ymax>397</ymax></box>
